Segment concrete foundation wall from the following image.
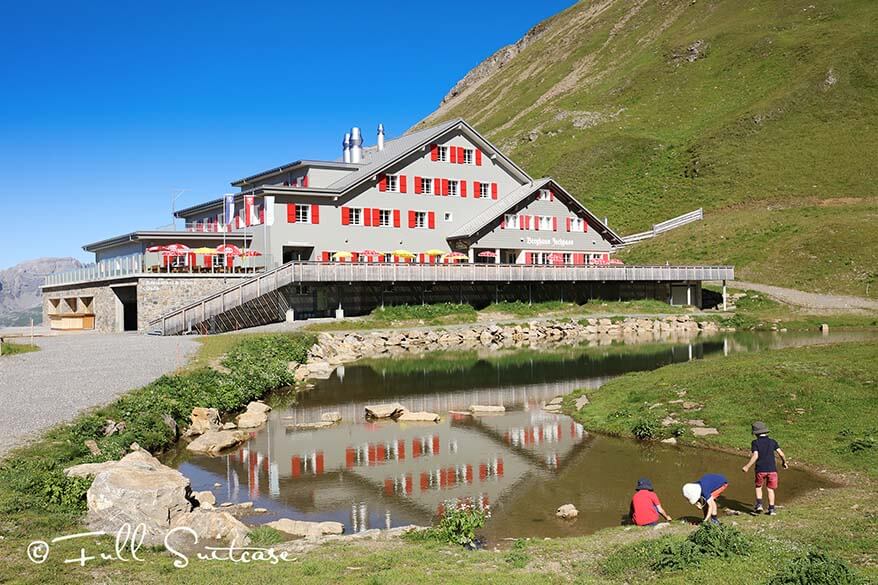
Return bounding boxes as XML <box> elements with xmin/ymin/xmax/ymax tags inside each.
<box><xmin>136</xmin><ymin>277</ymin><xmax>247</xmax><ymax>331</ymax></box>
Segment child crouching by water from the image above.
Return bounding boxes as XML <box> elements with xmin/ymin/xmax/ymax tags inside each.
<box><xmin>682</xmin><ymin>473</ymin><xmax>728</xmax><ymax>524</ymax></box>
<box><xmin>630</xmin><ymin>478</ymin><xmax>673</xmax><ymax>526</ymax></box>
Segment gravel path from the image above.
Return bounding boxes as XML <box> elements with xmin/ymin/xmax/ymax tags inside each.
<box><xmin>731</xmin><ymin>281</ymin><xmax>878</xmax><ymax>313</ymax></box>
<box><xmin>0</xmin><ymin>333</ymin><xmax>198</xmax><ymax>457</ymax></box>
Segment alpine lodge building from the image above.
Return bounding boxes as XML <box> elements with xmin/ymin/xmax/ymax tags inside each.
<box><xmin>42</xmin><ymin>119</ymin><xmax>733</xmax><ymax>334</ymax></box>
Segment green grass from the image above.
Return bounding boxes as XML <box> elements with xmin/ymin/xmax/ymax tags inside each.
<box><xmin>306</xmin><ymin>303</ymin><xmax>478</xmax><ymax>332</ymax></box>
<box><xmin>567</xmin><ymin>340</ymin><xmax>878</xmax><ymax>476</ymax></box>
<box><xmin>0</xmin><ymin>341</ymin><xmax>39</xmax><ymax>356</ymax></box>
<box><xmin>416</xmin><ymin>0</ymin><xmax>878</xmax><ymax>297</ymax></box>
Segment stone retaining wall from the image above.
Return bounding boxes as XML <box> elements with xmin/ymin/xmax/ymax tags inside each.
<box><xmin>291</xmin><ymin>315</ymin><xmax>722</xmax><ymax>381</ymax></box>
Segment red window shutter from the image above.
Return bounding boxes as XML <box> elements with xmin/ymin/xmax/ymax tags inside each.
<box><xmin>549</xmin><ymin>190</ymin><xmax>554</xmax><ymax>201</ymax></box>
<box><xmin>352</xmin><ymin>252</ymin><xmax>359</xmax><ymax>262</ymax></box>
<box><xmin>473</xmin><ymin>181</ymin><xmax>481</xmax><ymax>198</ymax></box>
<box><xmin>372</xmin><ymin>208</ymin><xmax>380</xmax><ymax>227</ymax></box>
<box><xmin>491</xmin><ymin>183</ymin><xmax>498</xmax><ymax>200</ymax></box>
<box><xmin>378</xmin><ymin>174</ymin><xmax>387</xmax><ymax>192</ymax></box>
<box><xmin>450</xmin><ymin>146</ymin><xmax>457</xmax><ymax>164</ymax></box>
<box><xmin>303</xmin><ymin>175</ymin><xmax>309</xmax><ymax>188</ymax></box>
<box><xmin>460</xmin><ymin>180</ymin><xmax>467</xmax><ymax>198</ymax></box>
<box><xmin>460</xmin><ymin>146</ymin><xmax>466</xmax><ymax>163</ymax></box>
<box><xmin>311</xmin><ymin>204</ymin><xmax>320</xmax><ymax>224</ymax></box>
<box><xmin>393</xmin><ymin>209</ymin><xmax>401</xmax><ymax>227</ymax></box>
<box><xmin>583</xmin><ymin>221</ymin><xmax>589</xmax><ymax>233</ymax></box>
<box><xmin>526</xmin><ymin>252</ymin><xmax>533</xmax><ymax>264</ymax></box>
<box><xmin>414</xmin><ymin>176</ymin><xmax>422</xmax><ymax>194</ymax></box>
<box><xmin>287</xmin><ymin>204</ymin><xmax>296</xmax><ymax>223</ymax></box>
<box><xmin>364</xmin><ymin>208</ymin><xmax>372</xmax><ymax>226</ymax></box>
<box><xmin>341</xmin><ymin>207</ymin><xmax>350</xmax><ymax>225</ymax></box>
<box><xmin>400</xmin><ymin>175</ymin><xmax>407</xmax><ymax>193</ymax></box>
<box><xmin>442</xmin><ymin>178</ymin><xmax>449</xmax><ymax>196</ymax></box>
<box><xmin>475</xmin><ymin>150</ymin><xmax>482</xmax><ymax>166</ymax></box>
<box><xmin>430</xmin><ymin>144</ymin><xmax>438</xmax><ymax>161</ymax></box>
<box><xmin>408</xmin><ymin>210</ymin><xmax>416</xmax><ymax>228</ymax></box>
<box><xmin>428</xmin><ymin>211</ymin><xmax>436</xmax><ymax>229</ymax></box>
<box><xmin>566</xmin><ymin>217</ymin><xmax>571</xmax><ymax>232</ymax></box>
<box><xmin>500</xmin><ymin>217</ymin><xmax>506</xmax><ymax>229</ymax></box>
<box><xmin>553</xmin><ymin>217</ymin><xmax>558</xmax><ymax>231</ymax></box>
<box><xmin>203</xmin><ymin>255</ymin><xmax>211</xmax><ymax>267</ymax></box>
<box><xmin>520</xmin><ymin>216</ymin><xmax>526</xmax><ymax>230</ymax></box>
<box><xmin>322</xmin><ymin>251</ymin><xmax>330</xmax><ymax>262</ymax></box>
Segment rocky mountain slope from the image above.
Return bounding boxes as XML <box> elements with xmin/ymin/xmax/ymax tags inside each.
<box><xmin>416</xmin><ymin>0</ymin><xmax>877</xmax><ymax>298</ymax></box>
<box><xmin>0</xmin><ymin>257</ymin><xmax>81</xmax><ymax>326</ymax></box>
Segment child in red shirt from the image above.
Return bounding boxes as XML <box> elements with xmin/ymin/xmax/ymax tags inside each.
<box><xmin>630</xmin><ymin>478</ymin><xmax>672</xmax><ymax>526</ymax></box>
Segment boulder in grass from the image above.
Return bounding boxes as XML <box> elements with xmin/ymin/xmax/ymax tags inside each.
<box><xmin>86</xmin><ymin>449</ymin><xmax>193</xmax><ymax>546</ymax></box>
<box><xmin>169</xmin><ymin>510</ymin><xmax>250</xmax><ymax>546</ymax></box>
<box><xmin>692</xmin><ymin>427</ymin><xmax>719</xmax><ymax>437</ymax></box>
<box><xmin>267</xmin><ymin>518</ymin><xmax>344</xmax><ymax>538</ymax></box>
<box><xmin>396</xmin><ymin>411</ymin><xmax>440</xmax><ymax>422</ymax></box>
<box><xmin>186</xmin><ymin>430</ymin><xmax>249</xmax><ymax>455</ymax></box>
<box><xmin>365</xmin><ymin>403</ymin><xmax>405</xmax><ymax>419</ymax></box>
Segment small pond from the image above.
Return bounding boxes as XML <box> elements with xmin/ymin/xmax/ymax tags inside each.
<box><xmin>175</xmin><ymin>330</ymin><xmax>875</xmax><ymax>539</ymax></box>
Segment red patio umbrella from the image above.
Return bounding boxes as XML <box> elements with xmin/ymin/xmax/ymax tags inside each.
<box><xmin>167</xmin><ymin>243</ymin><xmax>191</xmax><ymax>253</ymax></box>
<box><xmin>146</xmin><ymin>245</ymin><xmax>170</xmax><ymax>253</ymax></box>
<box><xmin>215</xmin><ymin>244</ymin><xmax>242</xmax><ymax>256</ymax></box>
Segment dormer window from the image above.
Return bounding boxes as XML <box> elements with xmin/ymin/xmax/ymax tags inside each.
<box><xmin>386</xmin><ymin>175</ymin><xmax>399</xmax><ymax>192</ymax></box>
<box><xmin>538</xmin><ymin>189</ymin><xmax>552</xmax><ymax>201</ymax></box>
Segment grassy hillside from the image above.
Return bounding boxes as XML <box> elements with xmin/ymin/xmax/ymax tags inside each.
<box><xmin>417</xmin><ymin>0</ymin><xmax>878</xmax><ymax>297</ymax></box>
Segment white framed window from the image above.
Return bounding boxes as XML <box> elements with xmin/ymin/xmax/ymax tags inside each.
<box><xmin>379</xmin><ymin>209</ymin><xmax>392</xmax><ymax>227</ymax></box>
<box><xmin>414</xmin><ymin>211</ymin><xmax>428</xmax><ymax>228</ymax></box>
<box><xmin>504</xmin><ymin>214</ymin><xmax>519</xmax><ymax>229</ymax></box>
<box><xmin>212</xmin><ymin>254</ymin><xmax>225</xmax><ymax>268</ymax></box>
<box><xmin>570</xmin><ymin>217</ymin><xmax>584</xmax><ymax>231</ymax></box>
<box><xmin>448</xmin><ymin>180</ymin><xmax>459</xmax><ymax>197</ymax></box>
<box><xmin>437</xmin><ymin>146</ymin><xmax>448</xmax><ymax>162</ymax></box>
<box><xmin>562</xmin><ymin>253</ymin><xmax>572</xmax><ymax>265</ymax></box>
<box><xmin>444</xmin><ymin>212</ymin><xmax>453</xmax><ymax>222</ymax></box>
<box><xmin>538</xmin><ymin>189</ymin><xmax>552</xmax><ymax>201</ymax></box>
<box><xmin>479</xmin><ymin>183</ymin><xmax>490</xmax><ymax>198</ymax></box>
<box><xmin>463</xmin><ymin>148</ymin><xmax>474</xmax><ymax>164</ymax></box>
<box><xmin>422</xmin><ymin>177</ymin><xmax>433</xmax><ymax>195</ymax></box>
<box><xmin>295</xmin><ymin>204</ymin><xmax>310</xmax><ymax>223</ymax></box>
<box><xmin>538</xmin><ymin>215</ymin><xmax>553</xmax><ymax>231</ymax></box>
<box><xmin>350</xmin><ymin>208</ymin><xmax>363</xmax><ymax>226</ymax></box>
<box><xmin>386</xmin><ymin>175</ymin><xmax>399</xmax><ymax>192</ymax></box>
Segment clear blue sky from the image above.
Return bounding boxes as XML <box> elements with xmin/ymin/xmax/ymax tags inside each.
<box><xmin>0</xmin><ymin>0</ymin><xmax>575</xmax><ymax>269</ymax></box>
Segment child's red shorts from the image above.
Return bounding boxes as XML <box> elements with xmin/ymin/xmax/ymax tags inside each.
<box><xmin>755</xmin><ymin>472</ymin><xmax>778</xmax><ymax>489</ymax></box>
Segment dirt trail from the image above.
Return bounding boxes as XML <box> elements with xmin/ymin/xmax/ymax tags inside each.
<box><xmin>732</xmin><ymin>281</ymin><xmax>878</xmax><ymax>313</ymax></box>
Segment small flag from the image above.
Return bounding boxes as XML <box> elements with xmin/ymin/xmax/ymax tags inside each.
<box><xmin>223</xmin><ymin>194</ymin><xmax>235</xmax><ymax>225</ymax></box>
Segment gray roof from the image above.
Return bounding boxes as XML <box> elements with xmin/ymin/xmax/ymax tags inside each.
<box><xmin>83</xmin><ymin>230</ymin><xmax>251</xmax><ymax>252</ymax></box>
<box><xmin>446</xmin><ymin>179</ymin><xmax>625</xmax><ymax>246</ymax></box>
<box><xmin>232</xmin><ymin>160</ymin><xmax>361</xmax><ymax>188</ymax></box>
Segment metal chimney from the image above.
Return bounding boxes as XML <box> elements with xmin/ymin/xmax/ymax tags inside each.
<box><xmin>350</xmin><ymin>127</ymin><xmax>363</xmax><ymax>163</ymax></box>
<box><xmin>377</xmin><ymin>123</ymin><xmax>385</xmax><ymax>151</ymax></box>
<box><xmin>342</xmin><ymin>132</ymin><xmax>352</xmax><ymax>163</ymax></box>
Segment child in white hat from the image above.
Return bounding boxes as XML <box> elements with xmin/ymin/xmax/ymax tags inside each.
<box><xmin>682</xmin><ymin>473</ymin><xmax>728</xmax><ymax>524</ymax></box>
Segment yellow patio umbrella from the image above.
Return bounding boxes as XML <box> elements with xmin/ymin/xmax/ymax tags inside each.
<box><xmin>423</xmin><ymin>249</ymin><xmax>445</xmax><ymax>257</ymax></box>
<box><xmin>332</xmin><ymin>251</ymin><xmax>354</xmax><ymax>260</ymax></box>
<box><xmin>392</xmin><ymin>250</ymin><xmax>416</xmax><ymax>259</ymax></box>
<box><xmin>191</xmin><ymin>247</ymin><xmax>217</xmax><ymax>254</ymax></box>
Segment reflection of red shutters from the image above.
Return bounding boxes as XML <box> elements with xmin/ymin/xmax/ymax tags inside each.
<box><xmin>520</xmin><ymin>216</ymin><xmax>526</xmax><ymax>230</ymax></box>
<box><xmin>473</xmin><ymin>181</ymin><xmax>481</xmax><ymax>198</ymax></box>
<box><xmin>287</xmin><ymin>204</ymin><xmax>296</xmax><ymax>223</ymax></box>
<box><xmin>430</xmin><ymin>144</ymin><xmax>438</xmax><ymax>161</ymax></box>
<box><xmin>475</xmin><ymin>150</ymin><xmax>482</xmax><ymax>166</ymax></box>
<box><xmin>341</xmin><ymin>207</ymin><xmax>350</xmax><ymax>225</ymax></box>
<box><xmin>553</xmin><ymin>217</ymin><xmax>558</xmax><ymax>231</ymax></box>
<box><xmin>500</xmin><ymin>217</ymin><xmax>506</xmax><ymax>229</ymax></box>
<box><xmin>408</xmin><ymin>210</ymin><xmax>416</xmax><ymax>228</ymax></box>
<box><xmin>399</xmin><ymin>175</ymin><xmax>407</xmax><ymax>193</ymax></box>
<box><xmin>526</xmin><ymin>252</ymin><xmax>533</xmax><ymax>264</ymax></box>
<box><xmin>566</xmin><ymin>217</ymin><xmax>571</xmax><ymax>232</ymax></box>
<box><xmin>393</xmin><ymin>209</ymin><xmax>401</xmax><ymax>228</ymax></box>
<box><xmin>549</xmin><ymin>190</ymin><xmax>554</xmax><ymax>201</ymax></box>
<box><xmin>460</xmin><ymin>180</ymin><xmax>467</xmax><ymax>198</ymax></box>
<box><xmin>428</xmin><ymin>211</ymin><xmax>436</xmax><ymax>229</ymax></box>
<box><xmin>491</xmin><ymin>183</ymin><xmax>498</xmax><ymax>199</ymax></box>
<box><xmin>450</xmin><ymin>146</ymin><xmax>457</xmax><ymax>163</ymax></box>
<box><xmin>414</xmin><ymin>176</ymin><xmax>422</xmax><ymax>194</ymax></box>
<box><xmin>378</xmin><ymin>175</ymin><xmax>387</xmax><ymax>192</ymax></box>
<box><xmin>584</xmin><ymin>221</ymin><xmax>589</xmax><ymax>232</ymax></box>
<box><xmin>311</xmin><ymin>204</ymin><xmax>320</xmax><ymax>224</ymax></box>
